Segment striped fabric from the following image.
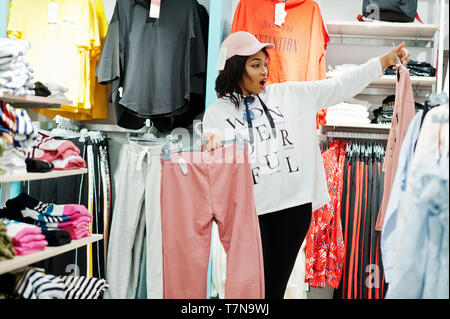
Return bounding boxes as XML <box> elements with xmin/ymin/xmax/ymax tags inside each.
<box><xmin>0</xmin><ymin>101</ymin><xmax>38</xmax><ymax>149</ymax></box>
<box><xmin>14</xmin><ymin>268</ymin><xmax>65</xmax><ymax>299</ymax></box>
<box><xmin>13</xmin><ymin>268</ymin><xmax>109</xmax><ymax>299</ymax></box>
<box><xmin>59</xmin><ymin>275</ymin><xmax>109</xmax><ymax>299</ymax></box>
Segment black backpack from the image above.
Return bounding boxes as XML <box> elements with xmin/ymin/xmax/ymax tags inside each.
<box><xmin>362</xmin><ymin>0</ymin><xmax>419</xmax><ymax>23</ymax></box>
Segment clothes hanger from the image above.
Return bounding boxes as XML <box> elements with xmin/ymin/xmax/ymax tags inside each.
<box><xmin>161</xmin><ymin>133</ymin><xmax>248</xmax><ymax>161</ymax></box>
<box><xmin>127</xmin><ymin>119</ymin><xmax>161</xmax><ymax>144</ymax></box>
<box><xmin>393</xmin><ymin>42</ymin><xmax>402</xmax><ymax>82</ymax></box>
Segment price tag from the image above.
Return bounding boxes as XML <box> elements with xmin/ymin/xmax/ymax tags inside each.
<box><xmin>274</xmin><ymin>3</ymin><xmax>287</xmax><ymax>27</ymax></box>
<box><xmin>177</xmin><ymin>158</ymin><xmax>188</xmax><ymax>175</ymax></box>
<box><xmin>48</xmin><ymin>2</ymin><xmax>59</xmax><ymax>24</ymax></box>
<box><xmin>149</xmin><ymin>0</ymin><xmax>161</xmax><ymax>19</ymax></box>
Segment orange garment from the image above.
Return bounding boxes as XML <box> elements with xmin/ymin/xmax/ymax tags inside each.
<box><xmin>232</xmin><ymin>0</ymin><xmax>329</xmax><ymax>84</ymax></box>
<box><xmin>231</xmin><ymin>0</ymin><xmax>330</xmax><ymax>127</ymax></box>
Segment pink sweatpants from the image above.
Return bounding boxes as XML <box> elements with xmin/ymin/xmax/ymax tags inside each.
<box><xmin>160</xmin><ymin>144</ymin><xmax>265</xmax><ymax>299</ymax></box>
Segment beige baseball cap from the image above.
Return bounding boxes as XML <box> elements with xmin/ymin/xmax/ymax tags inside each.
<box><xmin>216</xmin><ymin>31</ymin><xmax>275</xmax><ymax>71</ymax></box>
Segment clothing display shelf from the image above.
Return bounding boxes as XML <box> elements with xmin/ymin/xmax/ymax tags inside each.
<box><xmin>0</xmin><ymin>93</ymin><xmax>72</xmax><ymax>109</ymax></box>
<box><xmin>323</xmin><ymin>123</ymin><xmax>391</xmax><ymax>130</ymax></box>
<box><xmin>319</xmin><ymin>123</ymin><xmax>391</xmax><ymax>142</ymax></box>
<box><xmin>0</xmin><ymin>167</ymin><xmax>101</xmax><ymax>275</ymax></box>
<box><xmin>326</xmin><ymin>72</ymin><xmax>436</xmax><ymax>89</ymax></box>
<box><xmin>0</xmin><ymin>168</ymin><xmax>87</xmax><ymax>183</ymax></box>
<box><xmin>327</xmin><ymin>21</ymin><xmax>438</xmax><ymax>44</ymax></box>
<box><xmin>325</xmin><ymin>0</ymin><xmax>445</xmax><ymax>93</ymax></box>
<box><xmin>0</xmin><ymin>234</ymin><xmax>103</xmax><ymax>275</ymax></box>
<box><xmin>83</xmin><ymin>123</ymin><xmax>148</xmax><ymax>134</ymax></box>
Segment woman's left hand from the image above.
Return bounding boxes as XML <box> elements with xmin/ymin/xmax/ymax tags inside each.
<box><xmin>380</xmin><ymin>42</ymin><xmax>411</xmax><ymax>70</ymax></box>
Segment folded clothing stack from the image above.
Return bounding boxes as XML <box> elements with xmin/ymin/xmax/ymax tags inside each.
<box><xmin>58</xmin><ymin>275</ymin><xmax>110</xmax><ymax>299</ymax></box>
<box><xmin>0</xmin><ymin>101</ymin><xmax>38</xmax><ymax>150</ymax></box>
<box><xmin>0</xmin><ymin>38</ymin><xmax>35</xmax><ymax>96</ymax></box>
<box><xmin>45</xmin><ymin>82</ymin><xmax>69</xmax><ymax>100</ymax></box>
<box><xmin>372</xmin><ymin>95</ymin><xmax>395</xmax><ymax>124</ymax></box>
<box><xmin>326</xmin><ymin>102</ymin><xmax>371</xmax><ymax>125</ymax></box>
<box><xmin>28</xmin><ymin>135</ymin><xmax>86</xmax><ymax>170</ymax></box>
<box><xmin>14</xmin><ymin>267</ymin><xmax>65</xmax><ymax>299</ymax></box>
<box><xmin>2</xmin><ymin>193</ymin><xmax>91</xmax><ymax>240</ymax></box>
<box><xmin>10</xmin><ymin>267</ymin><xmax>109</xmax><ymax>299</ymax></box>
<box><xmin>385</xmin><ymin>59</ymin><xmax>436</xmax><ymax>77</ymax></box>
<box><xmin>0</xmin><ymin>218</ymin><xmax>48</xmax><ymax>256</ymax></box>
<box><xmin>0</xmin><ymin>144</ymin><xmax>27</xmax><ymax>175</ymax></box>
<box><xmin>0</xmin><ymin>219</ymin><xmax>16</xmax><ymax>261</ymax></box>
<box><xmin>374</xmin><ymin>106</ymin><xmax>394</xmax><ymax>124</ymax></box>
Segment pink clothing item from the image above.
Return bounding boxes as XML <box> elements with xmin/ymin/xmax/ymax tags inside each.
<box><xmin>12</xmin><ymin>233</ymin><xmax>45</xmax><ymax>245</ymax></box>
<box><xmin>56</xmin><ymin>215</ymin><xmax>92</xmax><ymax>228</ymax></box>
<box><xmin>36</xmin><ymin>215</ymin><xmax>92</xmax><ymax>229</ymax></box>
<box><xmin>30</xmin><ymin>139</ymin><xmax>80</xmax><ymax>161</ymax></box>
<box><xmin>35</xmin><ymin>149</ymin><xmax>80</xmax><ymax>162</ymax></box>
<box><xmin>66</xmin><ymin>227</ymin><xmax>90</xmax><ymax>239</ymax></box>
<box><xmin>29</xmin><ymin>138</ymin><xmax>86</xmax><ymax>170</ymax></box>
<box><xmin>36</xmin><ymin>203</ymin><xmax>89</xmax><ymax>217</ymax></box>
<box><xmin>14</xmin><ymin>243</ymin><xmax>48</xmax><ymax>256</ymax></box>
<box><xmin>43</xmin><ymin>223</ymin><xmax>90</xmax><ymax>233</ymax></box>
<box><xmin>61</xmin><ymin>204</ymin><xmax>90</xmax><ymax>217</ymax></box>
<box><xmin>376</xmin><ymin>65</ymin><xmax>416</xmax><ymax>231</ymax></box>
<box><xmin>51</xmin><ymin>154</ymin><xmax>86</xmax><ymax>170</ymax></box>
<box><xmin>12</xmin><ymin>226</ymin><xmax>42</xmax><ymax>242</ymax></box>
<box><xmin>14</xmin><ymin>240</ymin><xmax>48</xmax><ymax>250</ymax></box>
<box><xmin>160</xmin><ymin>144</ymin><xmax>265</xmax><ymax>299</ymax></box>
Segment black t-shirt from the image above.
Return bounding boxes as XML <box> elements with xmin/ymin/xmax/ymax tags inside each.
<box><xmin>96</xmin><ymin>0</ymin><xmax>207</xmax><ymax>128</ymax></box>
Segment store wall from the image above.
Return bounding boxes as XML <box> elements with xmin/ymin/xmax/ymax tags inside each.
<box><xmin>0</xmin><ymin>0</ymin><xmax>9</xmax><ymax>37</ymax></box>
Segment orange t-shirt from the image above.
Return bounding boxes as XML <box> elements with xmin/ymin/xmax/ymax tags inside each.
<box><xmin>232</xmin><ymin>0</ymin><xmax>329</xmax><ymax>84</ymax></box>
<box><xmin>232</xmin><ymin>0</ymin><xmax>330</xmax><ymax>127</ymax></box>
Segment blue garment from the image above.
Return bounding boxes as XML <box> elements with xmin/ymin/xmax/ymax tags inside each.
<box><xmin>386</xmin><ymin>146</ymin><xmax>449</xmax><ymax>299</ymax></box>
<box><xmin>381</xmin><ymin>110</ymin><xmax>423</xmax><ymax>283</ymax></box>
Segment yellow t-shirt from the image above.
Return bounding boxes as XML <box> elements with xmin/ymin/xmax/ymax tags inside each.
<box><xmin>7</xmin><ymin>0</ymin><xmax>108</xmax><ymax>120</ymax></box>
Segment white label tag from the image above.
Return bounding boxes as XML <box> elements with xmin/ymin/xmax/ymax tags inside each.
<box><xmin>48</xmin><ymin>2</ymin><xmax>58</xmax><ymax>24</ymax></box>
<box><xmin>274</xmin><ymin>3</ymin><xmax>286</xmax><ymax>27</ymax></box>
<box><xmin>177</xmin><ymin>158</ymin><xmax>188</xmax><ymax>175</ymax></box>
<box><xmin>149</xmin><ymin>0</ymin><xmax>161</xmax><ymax>19</ymax></box>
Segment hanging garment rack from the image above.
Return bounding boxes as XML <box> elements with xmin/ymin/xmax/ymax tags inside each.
<box><xmin>323</xmin><ymin>131</ymin><xmax>389</xmax><ymax>140</ymax></box>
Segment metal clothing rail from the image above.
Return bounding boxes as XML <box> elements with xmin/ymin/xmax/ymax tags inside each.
<box><xmin>323</xmin><ymin>130</ymin><xmax>389</xmax><ymax>140</ymax></box>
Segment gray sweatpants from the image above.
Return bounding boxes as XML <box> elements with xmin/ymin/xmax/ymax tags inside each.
<box><xmin>104</xmin><ymin>141</ymin><xmax>163</xmax><ymax>299</ymax></box>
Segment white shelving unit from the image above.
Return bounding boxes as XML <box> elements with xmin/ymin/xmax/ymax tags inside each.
<box><xmin>0</xmin><ymin>234</ymin><xmax>103</xmax><ymax>275</ymax></box>
<box><xmin>0</xmin><ymin>96</ymin><xmax>101</xmax><ymax>277</ymax></box>
<box><xmin>320</xmin><ymin>0</ymin><xmax>446</xmax><ymax>138</ymax></box>
<box><xmin>0</xmin><ymin>93</ymin><xmax>71</xmax><ymax>109</ymax></box>
<box><xmin>324</xmin><ymin>123</ymin><xmax>391</xmax><ymax>130</ymax></box>
<box><xmin>326</xmin><ymin>21</ymin><xmax>439</xmax><ymax>40</ymax></box>
<box><xmin>0</xmin><ymin>168</ymin><xmax>87</xmax><ymax>184</ymax></box>
<box><xmin>326</xmin><ymin>72</ymin><xmax>436</xmax><ymax>88</ymax></box>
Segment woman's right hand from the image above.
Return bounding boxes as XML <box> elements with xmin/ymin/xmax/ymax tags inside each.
<box><xmin>201</xmin><ymin>132</ymin><xmax>223</xmax><ymax>152</ymax></box>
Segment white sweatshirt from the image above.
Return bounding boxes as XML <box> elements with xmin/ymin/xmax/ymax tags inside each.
<box><xmin>203</xmin><ymin>57</ymin><xmax>384</xmax><ymax>215</ymax></box>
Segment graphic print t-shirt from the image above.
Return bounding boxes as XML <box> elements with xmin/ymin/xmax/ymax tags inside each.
<box><xmin>204</xmin><ymin>96</ymin><xmax>308</xmax><ymax>215</ymax></box>
<box><xmin>203</xmin><ymin>57</ymin><xmax>384</xmax><ymax>215</ymax></box>
<box><xmin>231</xmin><ymin>0</ymin><xmax>330</xmax><ymax>85</ymax></box>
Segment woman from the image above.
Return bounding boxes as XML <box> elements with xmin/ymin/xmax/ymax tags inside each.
<box><xmin>202</xmin><ymin>31</ymin><xmax>410</xmax><ymax>299</ymax></box>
